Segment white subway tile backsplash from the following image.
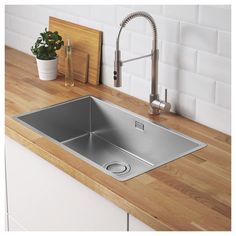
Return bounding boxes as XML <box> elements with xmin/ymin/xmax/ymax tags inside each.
<box><xmin>128</xmin><ymin>5</ymin><xmax>163</xmax><ymax>16</ymax></box>
<box><xmin>162</xmin><ymin>41</ymin><xmax>197</xmax><ymax>71</ymax></box>
<box><xmin>5</xmin><ymin>13</ymin><xmax>11</xmax><ymax>30</ymax></box>
<box><xmin>158</xmin><ymin>88</ymin><xmax>196</xmax><ymax>119</ymax></box>
<box><xmin>180</xmin><ymin>22</ymin><xmax>217</xmax><ymax>52</ymax></box>
<box><xmin>214</xmin><ymin>5</ymin><xmax>231</xmax><ymax>10</ymax></box>
<box><xmin>116</xmin><ymin>73</ymin><xmax>131</xmax><ymax>94</ymax></box>
<box><xmin>5</xmin><ymin>5</ymin><xmax>18</xmax><ymax>14</ymax></box>
<box><xmin>6</xmin><ymin>30</ymin><xmax>33</xmax><ymax>55</ymax></box>
<box><xmin>20</xmin><ymin>36</ymin><xmax>35</xmax><ymax>55</ymax></box>
<box><xmin>197</xmin><ymin>51</ymin><xmax>231</xmax><ymax>84</ymax></box>
<box><xmin>77</xmin><ymin>17</ymin><xmax>103</xmax><ymax>31</ymax></box>
<box><xmin>101</xmin><ymin>65</ymin><xmax>114</xmax><ymax>88</ymax></box>
<box><xmin>196</xmin><ymin>99</ymin><xmax>231</xmax><ymax>135</ymax></box>
<box><xmin>5</xmin><ymin>5</ymin><xmax>37</xmax><ymax>22</ymax></box>
<box><xmin>151</xmin><ymin>16</ymin><xmax>179</xmax><ymax>43</ymax></box>
<box><xmin>5</xmin><ymin>29</ymin><xmax>22</xmax><ymax>51</ymax></box>
<box><xmin>33</xmin><ymin>6</ymin><xmax>57</xmax><ymax>25</ymax></box>
<box><xmin>7</xmin><ymin>14</ymin><xmax>45</xmax><ymax>40</ymax></box>
<box><xmin>158</xmin><ymin>63</ymin><xmax>179</xmax><ymax>90</ymax></box>
<box><xmin>102</xmin><ymin>45</ymin><xmax>115</xmax><ymax>67</ymax></box>
<box><xmin>130</xmin><ymin>75</ymin><xmax>150</xmax><ymax>102</ymax></box>
<box><xmin>175</xmin><ymin>93</ymin><xmax>196</xmax><ymax>119</ymax></box>
<box><xmin>179</xmin><ymin>70</ymin><xmax>215</xmax><ymax>103</ymax></box>
<box><xmin>53</xmin><ymin>10</ymin><xmax>78</xmax><ymax>24</ymax></box>
<box><xmin>122</xmin><ymin>51</ymin><xmax>146</xmax><ymax>78</ymax></box>
<box><xmin>102</xmin><ymin>25</ymin><xmax>130</xmax><ymax>51</ymax></box>
<box><xmin>163</xmin><ymin>5</ymin><xmax>198</xmax><ymax>23</ymax></box>
<box><xmin>215</xmin><ymin>82</ymin><xmax>231</xmax><ymax>109</ymax></box>
<box><xmin>91</xmin><ymin>5</ymin><xmax>116</xmax><ymax>26</ymax></box>
<box><xmin>130</xmin><ymin>33</ymin><xmax>152</xmax><ymax>55</ymax></box>
<box><xmin>49</xmin><ymin>5</ymin><xmax>91</xmax><ymax>18</ymax></box>
<box><xmin>5</xmin><ymin>5</ymin><xmax>231</xmax><ymax>134</ymax></box>
<box><xmin>199</xmin><ymin>5</ymin><xmax>231</xmax><ymax>31</ymax></box>
<box><xmin>218</xmin><ymin>31</ymin><xmax>231</xmax><ymax>57</ymax></box>
<box><xmin>102</xmin><ymin>25</ymin><xmax>116</xmax><ymax>47</ymax></box>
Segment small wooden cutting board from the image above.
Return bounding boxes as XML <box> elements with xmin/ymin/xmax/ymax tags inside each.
<box><xmin>49</xmin><ymin>17</ymin><xmax>102</xmax><ymax>85</ymax></box>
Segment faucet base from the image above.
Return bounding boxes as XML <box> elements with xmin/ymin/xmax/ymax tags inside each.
<box><xmin>149</xmin><ymin>93</ymin><xmax>160</xmax><ymax>114</ymax></box>
<box><xmin>148</xmin><ymin>106</ymin><xmax>160</xmax><ymax>115</ymax></box>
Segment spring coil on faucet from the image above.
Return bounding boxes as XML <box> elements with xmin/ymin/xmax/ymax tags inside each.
<box><xmin>120</xmin><ymin>11</ymin><xmax>158</xmax><ymax>40</ymax></box>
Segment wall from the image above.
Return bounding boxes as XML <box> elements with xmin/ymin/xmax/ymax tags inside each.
<box><xmin>5</xmin><ymin>5</ymin><xmax>231</xmax><ymax>134</ymax></box>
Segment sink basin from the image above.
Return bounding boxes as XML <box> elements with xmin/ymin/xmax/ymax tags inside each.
<box><xmin>15</xmin><ymin>96</ymin><xmax>206</xmax><ymax>181</ymax></box>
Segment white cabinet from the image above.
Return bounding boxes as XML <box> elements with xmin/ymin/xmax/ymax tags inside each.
<box><xmin>8</xmin><ymin>215</ymin><xmax>26</xmax><ymax>231</ymax></box>
<box><xmin>129</xmin><ymin>215</ymin><xmax>154</xmax><ymax>231</ymax></box>
<box><xmin>5</xmin><ymin>136</ymin><xmax>127</xmax><ymax>231</ymax></box>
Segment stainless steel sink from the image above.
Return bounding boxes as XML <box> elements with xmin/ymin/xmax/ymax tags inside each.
<box><xmin>15</xmin><ymin>96</ymin><xmax>206</xmax><ymax>181</ymax></box>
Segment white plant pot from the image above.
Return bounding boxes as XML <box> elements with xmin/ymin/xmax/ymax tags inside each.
<box><xmin>36</xmin><ymin>57</ymin><xmax>58</xmax><ymax>81</ymax></box>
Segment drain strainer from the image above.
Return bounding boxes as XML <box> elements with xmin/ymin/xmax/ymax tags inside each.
<box><xmin>103</xmin><ymin>161</ymin><xmax>131</xmax><ymax>175</ymax></box>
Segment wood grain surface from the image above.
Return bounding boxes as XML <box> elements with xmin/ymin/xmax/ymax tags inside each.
<box><xmin>5</xmin><ymin>47</ymin><xmax>231</xmax><ymax>231</ymax></box>
<box><xmin>49</xmin><ymin>17</ymin><xmax>102</xmax><ymax>85</ymax></box>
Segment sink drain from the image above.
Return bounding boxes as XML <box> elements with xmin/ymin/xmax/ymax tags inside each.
<box><xmin>103</xmin><ymin>161</ymin><xmax>131</xmax><ymax>175</ymax></box>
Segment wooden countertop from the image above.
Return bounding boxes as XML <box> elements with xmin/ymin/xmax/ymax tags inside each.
<box><xmin>5</xmin><ymin>47</ymin><xmax>231</xmax><ymax>231</ymax></box>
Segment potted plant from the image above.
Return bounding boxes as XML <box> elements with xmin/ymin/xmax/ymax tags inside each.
<box><xmin>31</xmin><ymin>28</ymin><xmax>64</xmax><ymax>81</ymax></box>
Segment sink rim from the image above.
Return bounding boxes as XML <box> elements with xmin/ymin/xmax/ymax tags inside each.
<box><xmin>14</xmin><ymin>95</ymin><xmax>205</xmax><ymax>145</ymax></box>
<box><xmin>14</xmin><ymin>95</ymin><xmax>207</xmax><ymax>181</ymax></box>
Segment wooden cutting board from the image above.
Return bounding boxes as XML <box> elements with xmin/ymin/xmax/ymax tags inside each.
<box><xmin>49</xmin><ymin>17</ymin><xmax>102</xmax><ymax>85</ymax></box>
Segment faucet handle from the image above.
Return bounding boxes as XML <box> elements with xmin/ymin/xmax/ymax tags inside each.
<box><xmin>163</xmin><ymin>88</ymin><xmax>171</xmax><ymax>112</ymax></box>
<box><xmin>151</xmin><ymin>88</ymin><xmax>171</xmax><ymax>112</ymax></box>
<box><xmin>165</xmin><ymin>88</ymin><xmax>168</xmax><ymax>103</ymax></box>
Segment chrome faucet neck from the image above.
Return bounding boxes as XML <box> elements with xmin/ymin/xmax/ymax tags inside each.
<box><xmin>114</xmin><ymin>11</ymin><xmax>171</xmax><ymax>115</ymax></box>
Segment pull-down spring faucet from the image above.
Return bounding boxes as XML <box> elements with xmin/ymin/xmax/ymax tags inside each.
<box><xmin>114</xmin><ymin>11</ymin><xmax>171</xmax><ymax>114</ymax></box>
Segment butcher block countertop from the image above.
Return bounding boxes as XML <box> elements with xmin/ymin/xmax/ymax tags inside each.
<box><xmin>5</xmin><ymin>47</ymin><xmax>231</xmax><ymax>231</ymax></box>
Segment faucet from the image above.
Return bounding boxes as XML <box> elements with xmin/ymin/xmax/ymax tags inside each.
<box><xmin>114</xmin><ymin>11</ymin><xmax>171</xmax><ymax>115</ymax></box>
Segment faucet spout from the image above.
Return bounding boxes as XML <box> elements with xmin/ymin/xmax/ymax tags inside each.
<box><xmin>114</xmin><ymin>11</ymin><xmax>171</xmax><ymax>115</ymax></box>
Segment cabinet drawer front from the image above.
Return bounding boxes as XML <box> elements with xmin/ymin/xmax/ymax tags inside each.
<box><xmin>129</xmin><ymin>215</ymin><xmax>154</xmax><ymax>231</ymax></box>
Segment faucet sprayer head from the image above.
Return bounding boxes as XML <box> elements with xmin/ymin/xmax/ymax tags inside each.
<box><xmin>114</xmin><ymin>49</ymin><xmax>122</xmax><ymax>87</ymax></box>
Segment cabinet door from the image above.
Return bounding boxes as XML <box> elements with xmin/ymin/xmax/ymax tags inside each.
<box><xmin>129</xmin><ymin>215</ymin><xmax>154</xmax><ymax>231</ymax></box>
<box><xmin>8</xmin><ymin>215</ymin><xmax>26</xmax><ymax>231</ymax></box>
<box><xmin>5</xmin><ymin>136</ymin><xmax>127</xmax><ymax>231</ymax></box>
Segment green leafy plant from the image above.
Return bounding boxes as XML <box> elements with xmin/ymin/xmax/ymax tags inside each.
<box><xmin>31</xmin><ymin>28</ymin><xmax>64</xmax><ymax>60</ymax></box>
